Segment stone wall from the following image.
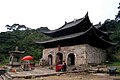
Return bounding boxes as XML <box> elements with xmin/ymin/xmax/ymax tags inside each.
<box><xmin>42</xmin><ymin>44</ymin><xmax>106</xmax><ymax>66</ymax></box>
<box><xmin>43</xmin><ymin>48</ymin><xmax>57</xmax><ymax>65</ymax></box>
<box><xmin>86</xmin><ymin>44</ymin><xmax>106</xmax><ymax>64</ymax></box>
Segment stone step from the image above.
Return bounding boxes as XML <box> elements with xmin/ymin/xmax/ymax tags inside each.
<box><xmin>1</xmin><ymin>74</ymin><xmax>7</xmax><ymax>80</ymax></box>
<box><xmin>0</xmin><ymin>73</ymin><xmax>12</xmax><ymax>80</ymax></box>
<box><xmin>0</xmin><ymin>75</ymin><xmax>4</xmax><ymax>80</ymax></box>
<box><xmin>4</xmin><ymin>73</ymin><xmax>12</xmax><ymax>80</ymax></box>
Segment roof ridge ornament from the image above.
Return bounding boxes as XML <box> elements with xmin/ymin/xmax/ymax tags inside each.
<box><xmin>85</xmin><ymin>12</ymin><xmax>88</xmax><ymax>17</ymax></box>
<box><xmin>65</xmin><ymin>21</ymin><xmax>67</xmax><ymax>24</ymax></box>
<box><xmin>74</xmin><ymin>18</ymin><xmax>77</xmax><ymax>22</ymax></box>
<box><xmin>99</xmin><ymin>22</ymin><xmax>101</xmax><ymax>25</ymax></box>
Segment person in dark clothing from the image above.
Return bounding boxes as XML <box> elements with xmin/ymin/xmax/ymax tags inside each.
<box><xmin>33</xmin><ymin>62</ymin><xmax>35</xmax><ymax>67</ymax></box>
<box><xmin>63</xmin><ymin>61</ymin><xmax>66</xmax><ymax>71</ymax></box>
<box><xmin>64</xmin><ymin>62</ymin><xmax>66</xmax><ymax>71</ymax></box>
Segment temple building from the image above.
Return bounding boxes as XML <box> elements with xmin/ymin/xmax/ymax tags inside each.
<box><xmin>36</xmin><ymin>13</ymin><xmax>116</xmax><ymax>66</ymax></box>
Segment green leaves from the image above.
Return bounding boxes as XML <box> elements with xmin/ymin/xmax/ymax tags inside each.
<box><xmin>0</xmin><ymin>25</ymin><xmax>49</xmax><ymax>62</ymax></box>
<box><xmin>5</xmin><ymin>24</ymin><xmax>28</xmax><ymax>31</ymax></box>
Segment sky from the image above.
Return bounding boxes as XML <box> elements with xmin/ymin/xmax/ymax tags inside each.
<box><xmin>0</xmin><ymin>0</ymin><xmax>119</xmax><ymax>32</ymax></box>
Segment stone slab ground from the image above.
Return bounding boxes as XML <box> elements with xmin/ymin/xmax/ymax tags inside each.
<box><xmin>12</xmin><ymin>72</ymin><xmax>120</xmax><ymax>80</ymax></box>
<box><xmin>5</xmin><ymin>66</ymin><xmax>120</xmax><ymax>80</ymax></box>
<box><xmin>7</xmin><ymin>67</ymin><xmax>64</xmax><ymax>79</ymax></box>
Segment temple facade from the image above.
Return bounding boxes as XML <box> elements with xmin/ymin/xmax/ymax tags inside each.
<box><xmin>36</xmin><ymin>13</ymin><xmax>116</xmax><ymax>66</ymax></box>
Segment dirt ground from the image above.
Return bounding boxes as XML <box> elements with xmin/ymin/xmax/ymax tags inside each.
<box><xmin>13</xmin><ymin>72</ymin><xmax>120</xmax><ymax>80</ymax></box>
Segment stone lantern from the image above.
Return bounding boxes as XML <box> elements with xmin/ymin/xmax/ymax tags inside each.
<box><xmin>8</xmin><ymin>46</ymin><xmax>25</xmax><ymax>67</ymax></box>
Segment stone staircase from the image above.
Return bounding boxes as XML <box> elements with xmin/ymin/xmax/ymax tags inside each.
<box><xmin>0</xmin><ymin>73</ymin><xmax>12</xmax><ymax>80</ymax></box>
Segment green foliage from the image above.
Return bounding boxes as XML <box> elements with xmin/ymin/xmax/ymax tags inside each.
<box><xmin>102</xmin><ymin>2</ymin><xmax>120</xmax><ymax>62</ymax></box>
<box><xmin>103</xmin><ymin>19</ymin><xmax>118</xmax><ymax>31</ymax></box>
<box><xmin>5</xmin><ymin>24</ymin><xmax>28</xmax><ymax>31</ymax></box>
<box><xmin>0</xmin><ymin>25</ymin><xmax>49</xmax><ymax>63</ymax></box>
<box><xmin>110</xmin><ymin>22</ymin><xmax>120</xmax><ymax>52</ymax></box>
<box><xmin>103</xmin><ymin>20</ymin><xmax>120</xmax><ymax>61</ymax></box>
<box><xmin>107</xmin><ymin>61</ymin><xmax>120</xmax><ymax>66</ymax></box>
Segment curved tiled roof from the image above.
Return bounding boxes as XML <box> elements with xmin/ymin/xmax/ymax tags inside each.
<box><xmin>44</xmin><ymin>18</ymin><xmax>84</xmax><ymax>33</ymax></box>
<box><xmin>36</xmin><ymin>26</ymin><xmax>116</xmax><ymax>49</ymax></box>
<box><xmin>42</xmin><ymin>12</ymin><xmax>92</xmax><ymax>37</ymax></box>
<box><xmin>35</xmin><ymin>13</ymin><xmax>116</xmax><ymax>49</ymax></box>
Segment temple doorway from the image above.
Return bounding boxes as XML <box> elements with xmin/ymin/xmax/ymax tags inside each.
<box><xmin>48</xmin><ymin>55</ymin><xmax>52</xmax><ymax>65</ymax></box>
<box><xmin>67</xmin><ymin>53</ymin><xmax>75</xmax><ymax>66</ymax></box>
<box><xmin>56</xmin><ymin>53</ymin><xmax>63</xmax><ymax>64</ymax></box>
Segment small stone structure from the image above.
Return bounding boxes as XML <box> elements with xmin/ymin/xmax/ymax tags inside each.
<box><xmin>8</xmin><ymin>46</ymin><xmax>25</xmax><ymax>67</ymax></box>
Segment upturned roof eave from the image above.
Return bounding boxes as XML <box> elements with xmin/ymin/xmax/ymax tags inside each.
<box><xmin>35</xmin><ymin>26</ymin><xmax>92</xmax><ymax>44</ymax></box>
<box><xmin>91</xmin><ymin>26</ymin><xmax>117</xmax><ymax>46</ymax></box>
<box><xmin>36</xmin><ymin>25</ymin><xmax>116</xmax><ymax>47</ymax></box>
<box><xmin>42</xmin><ymin>12</ymin><xmax>90</xmax><ymax>35</ymax></box>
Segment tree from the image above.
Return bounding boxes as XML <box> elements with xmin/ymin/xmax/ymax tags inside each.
<box><xmin>115</xmin><ymin>2</ymin><xmax>120</xmax><ymax>21</ymax></box>
<box><xmin>103</xmin><ymin>19</ymin><xmax>117</xmax><ymax>31</ymax></box>
<box><xmin>0</xmin><ymin>25</ymin><xmax>50</xmax><ymax>62</ymax></box>
<box><xmin>5</xmin><ymin>24</ymin><xmax>28</xmax><ymax>31</ymax></box>
<box><xmin>18</xmin><ymin>25</ymin><xmax>28</xmax><ymax>30</ymax></box>
<box><xmin>102</xmin><ymin>2</ymin><xmax>120</xmax><ymax>61</ymax></box>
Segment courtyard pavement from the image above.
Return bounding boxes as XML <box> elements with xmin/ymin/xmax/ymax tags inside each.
<box><xmin>7</xmin><ymin>66</ymin><xmax>64</xmax><ymax>79</ymax></box>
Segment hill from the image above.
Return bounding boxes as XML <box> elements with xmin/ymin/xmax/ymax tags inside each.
<box><xmin>0</xmin><ymin>26</ymin><xmax>50</xmax><ymax>63</ymax></box>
